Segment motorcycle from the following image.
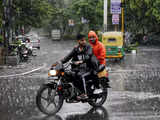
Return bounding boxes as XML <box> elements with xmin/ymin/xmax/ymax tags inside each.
<box><xmin>36</xmin><ymin>61</ymin><xmax>110</xmax><ymax>115</ymax></box>
<box><xmin>18</xmin><ymin>44</ymin><xmax>29</xmax><ymax>62</ymax></box>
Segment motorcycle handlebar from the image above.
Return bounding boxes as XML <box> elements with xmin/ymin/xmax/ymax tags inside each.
<box><xmin>51</xmin><ymin>60</ymin><xmax>83</xmax><ymax>70</ymax></box>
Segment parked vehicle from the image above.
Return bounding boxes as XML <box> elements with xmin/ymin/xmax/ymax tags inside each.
<box><xmin>36</xmin><ymin>61</ymin><xmax>109</xmax><ymax>115</ymax></box>
<box><xmin>102</xmin><ymin>31</ymin><xmax>125</xmax><ymax>60</ymax></box>
<box><xmin>51</xmin><ymin>29</ymin><xmax>61</xmax><ymax>40</ymax></box>
<box><xmin>144</xmin><ymin>32</ymin><xmax>160</xmax><ymax>45</ymax></box>
<box><xmin>26</xmin><ymin>34</ymin><xmax>40</xmax><ymax>49</ymax></box>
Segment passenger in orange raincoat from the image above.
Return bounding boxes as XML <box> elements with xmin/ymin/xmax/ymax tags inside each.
<box><xmin>88</xmin><ymin>31</ymin><xmax>110</xmax><ymax>88</ymax></box>
<box><xmin>88</xmin><ymin>31</ymin><xmax>106</xmax><ymax>65</ymax></box>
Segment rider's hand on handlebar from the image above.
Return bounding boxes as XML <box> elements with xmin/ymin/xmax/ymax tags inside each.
<box><xmin>51</xmin><ymin>61</ymin><xmax>61</xmax><ymax>67</ymax></box>
<box><xmin>74</xmin><ymin>60</ymin><xmax>83</xmax><ymax>65</ymax></box>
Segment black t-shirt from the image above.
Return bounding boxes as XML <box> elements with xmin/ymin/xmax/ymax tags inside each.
<box><xmin>61</xmin><ymin>44</ymin><xmax>99</xmax><ymax>72</ymax></box>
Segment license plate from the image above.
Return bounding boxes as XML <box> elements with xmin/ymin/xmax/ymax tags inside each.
<box><xmin>48</xmin><ymin>76</ymin><xmax>58</xmax><ymax>80</ymax></box>
<box><xmin>52</xmin><ymin>76</ymin><xmax>58</xmax><ymax>79</ymax></box>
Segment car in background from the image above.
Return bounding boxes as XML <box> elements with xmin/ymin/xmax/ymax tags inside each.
<box><xmin>51</xmin><ymin>29</ymin><xmax>61</xmax><ymax>40</ymax></box>
<box><xmin>26</xmin><ymin>34</ymin><xmax>40</xmax><ymax>49</ymax></box>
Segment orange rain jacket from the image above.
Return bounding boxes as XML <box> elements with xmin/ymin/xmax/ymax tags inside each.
<box><xmin>88</xmin><ymin>31</ymin><xmax>106</xmax><ymax>65</ymax></box>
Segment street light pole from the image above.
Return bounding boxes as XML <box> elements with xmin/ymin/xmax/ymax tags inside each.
<box><xmin>121</xmin><ymin>0</ymin><xmax>124</xmax><ymax>33</ymax></box>
<box><xmin>104</xmin><ymin>0</ymin><xmax>108</xmax><ymax>32</ymax></box>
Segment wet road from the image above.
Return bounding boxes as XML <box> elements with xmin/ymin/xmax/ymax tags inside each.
<box><xmin>0</xmin><ymin>35</ymin><xmax>160</xmax><ymax>120</ymax></box>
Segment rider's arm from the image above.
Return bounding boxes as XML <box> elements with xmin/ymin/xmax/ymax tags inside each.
<box><xmin>61</xmin><ymin>48</ymin><xmax>76</xmax><ymax>64</ymax></box>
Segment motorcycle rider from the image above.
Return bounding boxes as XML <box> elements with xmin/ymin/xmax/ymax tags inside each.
<box><xmin>88</xmin><ymin>30</ymin><xmax>106</xmax><ymax>65</ymax></box>
<box><xmin>88</xmin><ymin>30</ymin><xmax>110</xmax><ymax>88</ymax></box>
<box><xmin>59</xmin><ymin>33</ymin><xmax>99</xmax><ymax>100</ymax></box>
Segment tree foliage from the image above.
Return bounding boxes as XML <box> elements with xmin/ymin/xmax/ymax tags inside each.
<box><xmin>71</xmin><ymin>0</ymin><xmax>104</xmax><ymax>31</ymax></box>
<box><xmin>125</xmin><ymin>0</ymin><xmax>160</xmax><ymax>34</ymax></box>
<box><xmin>46</xmin><ymin>0</ymin><xmax>71</xmax><ymax>36</ymax></box>
<box><xmin>13</xmin><ymin>0</ymin><xmax>54</xmax><ymax>28</ymax></box>
<box><xmin>47</xmin><ymin>0</ymin><xmax>104</xmax><ymax>37</ymax></box>
<box><xmin>0</xmin><ymin>0</ymin><xmax>2</xmax><ymax>28</ymax></box>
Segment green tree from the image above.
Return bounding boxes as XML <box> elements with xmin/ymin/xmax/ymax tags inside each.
<box><xmin>0</xmin><ymin>0</ymin><xmax>2</xmax><ymax>28</ymax></box>
<box><xmin>13</xmin><ymin>0</ymin><xmax>54</xmax><ymax>30</ymax></box>
<box><xmin>71</xmin><ymin>0</ymin><xmax>104</xmax><ymax>31</ymax></box>
<box><xmin>125</xmin><ymin>0</ymin><xmax>160</xmax><ymax>34</ymax></box>
<box><xmin>47</xmin><ymin>0</ymin><xmax>72</xmax><ymax>37</ymax></box>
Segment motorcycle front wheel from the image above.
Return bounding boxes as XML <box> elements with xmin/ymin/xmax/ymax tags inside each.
<box><xmin>88</xmin><ymin>84</ymin><xmax>107</xmax><ymax>107</ymax></box>
<box><xmin>36</xmin><ymin>85</ymin><xmax>64</xmax><ymax>115</ymax></box>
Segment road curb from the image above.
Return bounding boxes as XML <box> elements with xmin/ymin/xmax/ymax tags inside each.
<box><xmin>0</xmin><ymin>63</ymin><xmax>47</xmax><ymax>78</ymax></box>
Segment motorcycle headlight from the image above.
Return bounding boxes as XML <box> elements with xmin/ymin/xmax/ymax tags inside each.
<box><xmin>48</xmin><ymin>70</ymin><xmax>57</xmax><ymax>76</ymax></box>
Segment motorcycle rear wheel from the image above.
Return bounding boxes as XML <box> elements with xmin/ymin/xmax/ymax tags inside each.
<box><xmin>36</xmin><ymin>85</ymin><xmax>64</xmax><ymax>115</ymax></box>
<box><xmin>88</xmin><ymin>84</ymin><xmax>107</xmax><ymax>107</ymax></box>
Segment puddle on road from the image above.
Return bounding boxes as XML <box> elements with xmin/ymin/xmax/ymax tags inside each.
<box><xmin>64</xmin><ymin>107</ymin><xmax>109</xmax><ymax>120</ymax></box>
<box><xmin>26</xmin><ymin>106</ymin><xmax>109</xmax><ymax>120</ymax></box>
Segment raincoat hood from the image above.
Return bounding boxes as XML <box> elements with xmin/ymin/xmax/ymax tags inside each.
<box><xmin>88</xmin><ymin>31</ymin><xmax>99</xmax><ymax>45</ymax></box>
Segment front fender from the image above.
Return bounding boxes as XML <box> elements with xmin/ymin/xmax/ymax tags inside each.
<box><xmin>43</xmin><ymin>81</ymin><xmax>57</xmax><ymax>89</ymax></box>
<box><xmin>43</xmin><ymin>81</ymin><xmax>64</xmax><ymax>96</ymax></box>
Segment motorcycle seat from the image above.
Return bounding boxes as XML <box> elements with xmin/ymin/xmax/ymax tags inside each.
<box><xmin>97</xmin><ymin>64</ymin><xmax>105</xmax><ymax>72</ymax></box>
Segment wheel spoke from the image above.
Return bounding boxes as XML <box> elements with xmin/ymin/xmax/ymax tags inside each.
<box><xmin>48</xmin><ymin>88</ymin><xmax>52</xmax><ymax>96</ymax></box>
<box><xmin>52</xmin><ymin>100</ymin><xmax>57</xmax><ymax>107</ymax></box>
<box><xmin>51</xmin><ymin>95</ymin><xmax>58</xmax><ymax>107</ymax></box>
<box><xmin>41</xmin><ymin>96</ymin><xmax>48</xmax><ymax>101</ymax></box>
<box><xmin>46</xmin><ymin>101</ymin><xmax>52</xmax><ymax>108</ymax></box>
<box><xmin>49</xmin><ymin>90</ymin><xmax>58</xmax><ymax>107</ymax></box>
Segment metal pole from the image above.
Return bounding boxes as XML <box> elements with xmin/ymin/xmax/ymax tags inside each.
<box><xmin>104</xmin><ymin>0</ymin><xmax>108</xmax><ymax>32</ymax></box>
<box><xmin>121</xmin><ymin>0</ymin><xmax>124</xmax><ymax>33</ymax></box>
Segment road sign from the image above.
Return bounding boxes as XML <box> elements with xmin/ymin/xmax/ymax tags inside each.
<box><xmin>68</xmin><ymin>19</ymin><xmax>74</xmax><ymax>26</ymax></box>
<box><xmin>111</xmin><ymin>0</ymin><xmax>121</xmax><ymax>14</ymax></box>
<box><xmin>112</xmin><ymin>14</ymin><xmax>119</xmax><ymax>24</ymax></box>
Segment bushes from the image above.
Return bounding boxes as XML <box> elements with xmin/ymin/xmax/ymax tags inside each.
<box><xmin>62</xmin><ymin>34</ymin><xmax>76</xmax><ymax>40</ymax></box>
<box><xmin>124</xmin><ymin>42</ymin><xmax>139</xmax><ymax>53</ymax></box>
<box><xmin>0</xmin><ymin>35</ymin><xmax>3</xmax><ymax>45</ymax></box>
<box><xmin>145</xmin><ymin>33</ymin><xmax>160</xmax><ymax>45</ymax></box>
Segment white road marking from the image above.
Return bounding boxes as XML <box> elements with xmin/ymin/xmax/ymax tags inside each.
<box><xmin>0</xmin><ymin>63</ymin><xmax>47</xmax><ymax>78</ymax></box>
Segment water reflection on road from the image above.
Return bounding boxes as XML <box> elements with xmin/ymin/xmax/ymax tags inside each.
<box><xmin>1</xmin><ymin>37</ymin><xmax>160</xmax><ymax>120</ymax></box>
<box><xmin>31</xmin><ymin>107</ymin><xmax>109</xmax><ymax>120</ymax></box>
<box><xmin>65</xmin><ymin>107</ymin><xmax>109</xmax><ymax>120</ymax></box>
<box><xmin>108</xmin><ymin>47</ymin><xmax>160</xmax><ymax>93</ymax></box>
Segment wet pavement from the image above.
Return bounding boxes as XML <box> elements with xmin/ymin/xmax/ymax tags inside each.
<box><xmin>0</xmin><ymin>34</ymin><xmax>160</xmax><ymax>120</ymax></box>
